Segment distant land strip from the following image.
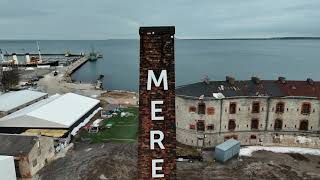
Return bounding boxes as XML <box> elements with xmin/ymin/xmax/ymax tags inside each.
<box><xmin>178</xmin><ymin>37</ymin><xmax>320</xmax><ymax>40</ymax></box>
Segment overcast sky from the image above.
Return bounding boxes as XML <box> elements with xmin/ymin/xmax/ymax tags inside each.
<box><xmin>0</xmin><ymin>0</ymin><xmax>319</xmax><ymax>40</ymax></box>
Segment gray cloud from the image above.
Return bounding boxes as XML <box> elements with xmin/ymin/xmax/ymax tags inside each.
<box><xmin>0</xmin><ymin>0</ymin><xmax>319</xmax><ymax>39</ymax></box>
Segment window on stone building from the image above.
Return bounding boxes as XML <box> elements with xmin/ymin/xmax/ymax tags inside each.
<box><xmin>207</xmin><ymin>124</ymin><xmax>214</xmax><ymax>130</ymax></box>
<box><xmin>301</xmin><ymin>103</ymin><xmax>311</xmax><ymax>115</ymax></box>
<box><xmin>250</xmin><ymin>135</ymin><xmax>257</xmax><ymax>139</ymax></box>
<box><xmin>252</xmin><ymin>102</ymin><xmax>260</xmax><ymax>113</ymax></box>
<box><xmin>229</xmin><ymin>103</ymin><xmax>236</xmax><ymax>114</ymax></box>
<box><xmin>251</xmin><ymin>119</ymin><xmax>259</xmax><ymax>130</ymax></box>
<box><xmin>274</xmin><ymin>119</ymin><xmax>283</xmax><ymax>130</ymax></box>
<box><xmin>224</xmin><ymin>135</ymin><xmax>238</xmax><ymax>141</ymax></box>
<box><xmin>276</xmin><ymin>102</ymin><xmax>285</xmax><ymax>113</ymax></box>
<box><xmin>207</xmin><ymin>107</ymin><xmax>215</xmax><ymax>115</ymax></box>
<box><xmin>189</xmin><ymin>124</ymin><xmax>195</xmax><ymax>130</ymax></box>
<box><xmin>198</xmin><ymin>102</ymin><xmax>206</xmax><ymax>115</ymax></box>
<box><xmin>32</xmin><ymin>159</ymin><xmax>37</xmax><ymax>167</ymax></box>
<box><xmin>299</xmin><ymin>120</ymin><xmax>308</xmax><ymax>131</ymax></box>
<box><xmin>228</xmin><ymin>119</ymin><xmax>236</xmax><ymax>131</ymax></box>
<box><xmin>197</xmin><ymin>121</ymin><xmax>205</xmax><ymax>131</ymax></box>
<box><xmin>189</xmin><ymin>106</ymin><xmax>196</xmax><ymax>113</ymax></box>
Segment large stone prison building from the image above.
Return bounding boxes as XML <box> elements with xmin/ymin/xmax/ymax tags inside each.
<box><xmin>176</xmin><ymin>76</ymin><xmax>320</xmax><ymax>148</ymax></box>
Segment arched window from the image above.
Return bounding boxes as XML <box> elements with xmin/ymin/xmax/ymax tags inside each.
<box><xmin>251</xmin><ymin>119</ymin><xmax>259</xmax><ymax>130</ymax></box>
<box><xmin>229</xmin><ymin>103</ymin><xmax>236</xmax><ymax>114</ymax></box>
<box><xmin>189</xmin><ymin>106</ymin><xmax>196</xmax><ymax>112</ymax></box>
<box><xmin>274</xmin><ymin>119</ymin><xmax>283</xmax><ymax>130</ymax></box>
<box><xmin>299</xmin><ymin>120</ymin><xmax>309</xmax><ymax>131</ymax></box>
<box><xmin>276</xmin><ymin>102</ymin><xmax>285</xmax><ymax>113</ymax></box>
<box><xmin>198</xmin><ymin>102</ymin><xmax>206</xmax><ymax>115</ymax></box>
<box><xmin>197</xmin><ymin>120</ymin><xmax>205</xmax><ymax>131</ymax></box>
<box><xmin>250</xmin><ymin>135</ymin><xmax>257</xmax><ymax>139</ymax></box>
<box><xmin>207</xmin><ymin>124</ymin><xmax>214</xmax><ymax>130</ymax></box>
<box><xmin>228</xmin><ymin>119</ymin><xmax>236</xmax><ymax>131</ymax></box>
<box><xmin>252</xmin><ymin>102</ymin><xmax>260</xmax><ymax>113</ymax></box>
<box><xmin>301</xmin><ymin>103</ymin><xmax>311</xmax><ymax>115</ymax></box>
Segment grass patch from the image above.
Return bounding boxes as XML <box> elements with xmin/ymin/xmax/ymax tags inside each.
<box><xmin>80</xmin><ymin>107</ymin><xmax>138</xmax><ymax>143</ymax></box>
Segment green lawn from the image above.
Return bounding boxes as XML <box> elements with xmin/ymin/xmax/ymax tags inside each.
<box><xmin>81</xmin><ymin>107</ymin><xmax>138</xmax><ymax>143</ymax></box>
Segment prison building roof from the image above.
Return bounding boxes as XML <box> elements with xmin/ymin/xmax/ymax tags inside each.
<box><xmin>0</xmin><ymin>134</ymin><xmax>38</xmax><ymax>156</ymax></box>
<box><xmin>0</xmin><ymin>93</ymin><xmax>100</xmax><ymax>129</ymax></box>
<box><xmin>0</xmin><ymin>90</ymin><xmax>48</xmax><ymax>113</ymax></box>
<box><xmin>176</xmin><ymin>77</ymin><xmax>320</xmax><ymax>99</ymax></box>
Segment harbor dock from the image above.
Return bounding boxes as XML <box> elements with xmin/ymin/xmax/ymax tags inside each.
<box><xmin>64</xmin><ymin>56</ymin><xmax>89</xmax><ymax>82</ymax></box>
<box><xmin>3</xmin><ymin>53</ymin><xmax>84</xmax><ymax>57</ymax></box>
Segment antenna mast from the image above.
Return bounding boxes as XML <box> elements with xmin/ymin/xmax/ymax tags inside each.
<box><xmin>37</xmin><ymin>41</ymin><xmax>43</xmax><ymax>63</ymax></box>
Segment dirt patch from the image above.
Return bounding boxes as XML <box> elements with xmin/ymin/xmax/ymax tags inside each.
<box><xmin>287</xmin><ymin>153</ymin><xmax>310</xmax><ymax>162</ymax></box>
<box><xmin>37</xmin><ymin>145</ymin><xmax>320</xmax><ymax>180</ymax></box>
<box><xmin>100</xmin><ymin>91</ymin><xmax>138</xmax><ymax>106</ymax></box>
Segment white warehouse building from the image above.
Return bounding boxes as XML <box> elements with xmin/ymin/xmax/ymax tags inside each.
<box><xmin>0</xmin><ymin>90</ymin><xmax>48</xmax><ymax>118</ymax></box>
<box><xmin>0</xmin><ymin>93</ymin><xmax>101</xmax><ymax>137</ymax></box>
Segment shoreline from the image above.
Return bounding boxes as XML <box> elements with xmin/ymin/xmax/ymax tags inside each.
<box><xmin>35</xmin><ymin>65</ymin><xmax>138</xmax><ymax>106</ymax></box>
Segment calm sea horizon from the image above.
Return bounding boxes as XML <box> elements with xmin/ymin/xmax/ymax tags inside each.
<box><xmin>1</xmin><ymin>39</ymin><xmax>320</xmax><ymax>91</ymax></box>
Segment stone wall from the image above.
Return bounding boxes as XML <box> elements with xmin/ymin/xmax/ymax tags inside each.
<box><xmin>176</xmin><ymin>95</ymin><xmax>320</xmax><ymax>148</ymax></box>
<box><xmin>18</xmin><ymin>136</ymin><xmax>55</xmax><ymax>178</ymax></box>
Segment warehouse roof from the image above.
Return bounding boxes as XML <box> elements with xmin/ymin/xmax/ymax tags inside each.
<box><xmin>176</xmin><ymin>77</ymin><xmax>320</xmax><ymax>99</ymax></box>
<box><xmin>0</xmin><ymin>90</ymin><xmax>47</xmax><ymax>112</ymax></box>
<box><xmin>0</xmin><ymin>134</ymin><xmax>38</xmax><ymax>156</ymax></box>
<box><xmin>0</xmin><ymin>93</ymin><xmax>100</xmax><ymax>128</ymax></box>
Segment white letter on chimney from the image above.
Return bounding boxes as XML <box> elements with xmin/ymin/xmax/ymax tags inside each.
<box><xmin>151</xmin><ymin>100</ymin><xmax>164</xmax><ymax>121</ymax></box>
<box><xmin>150</xmin><ymin>130</ymin><xmax>165</xmax><ymax>150</ymax></box>
<box><xmin>152</xmin><ymin>159</ymin><xmax>164</xmax><ymax>178</ymax></box>
<box><xmin>147</xmin><ymin>70</ymin><xmax>168</xmax><ymax>90</ymax></box>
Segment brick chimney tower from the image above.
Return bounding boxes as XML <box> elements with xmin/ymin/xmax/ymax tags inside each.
<box><xmin>138</xmin><ymin>26</ymin><xmax>176</xmax><ymax>179</ymax></box>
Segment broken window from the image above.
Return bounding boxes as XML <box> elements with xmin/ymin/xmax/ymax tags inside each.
<box><xmin>228</xmin><ymin>119</ymin><xmax>236</xmax><ymax>131</ymax></box>
<box><xmin>251</xmin><ymin>119</ymin><xmax>259</xmax><ymax>130</ymax></box>
<box><xmin>197</xmin><ymin>121</ymin><xmax>205</xmax><ymax>131</ymax></box>
<box><xmin>274</xmin><ymin>119</ymin><xmax>283</xmax><ymax>131</ymax></box>
<box><xmin>252</xmin><ymin>102</ymin><xmax>260</xmax><ymax>113</ymax></box>
<box><xmin>189</xmin><ymin>106</ymin><xmax>196</xmax><ymax>113</ymax></box>
<box><xmin>207</xmin><ymin>124</ymin><xmax>214</xmax><ymax>130</ymax></box>
<box><xmin>229</xmin><ymin>103</ymin><xmax>236</xmax><ymax>114</ymax></box>
<box><xmin>276</xmin><ymin>102</ymin><xmax>285</xmax><ymax>113</ymax></box>
<box><xmin>299</xmin><ymin>120</ymin><xmax>308</xmax><ymax>131</ymax></box>
<box><xmin>301</xmin><ymin>103</ymin><xmax>311</xmax><ymax>115</ymax></box>
<box><xmin>224</xmin><ymin>135</ymin><xmax>238</xmax><ymax>141</ymax></box>
<box><xmin>250</xmin><ymin>135</ymin><xmax>257</xmax><ymax>139</ymax></box>
<box><xmin>198</xmin><ymin>102</ymin><xmax>206</xmax><ymax>115</ymax></box>
<box><xmin>207</xmin><ymin>107</ymin><xmax>215</xmax><ymax>115</ymax></box>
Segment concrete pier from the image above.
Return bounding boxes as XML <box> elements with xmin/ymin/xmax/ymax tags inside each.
<box><xmin>4</xmin><ymin>53</ymin><xmax>83</xmax><ymax>57</ymax></box>
<box><xmin>64</xmin><ymin>56</ymin><xmax>89</xmax><ymax>82</ymax></box>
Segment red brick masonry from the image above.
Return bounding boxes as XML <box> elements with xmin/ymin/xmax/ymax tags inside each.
<box><xmin>138</xmin><ymin>26</ymin><xmax>176</xmax><ymax>179</ymax></box>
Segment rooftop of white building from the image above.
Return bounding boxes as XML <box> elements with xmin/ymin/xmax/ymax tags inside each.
<box><xmin>0</xmin><ymin>93</ymin><xmax>100</xmax><ymax>129</ymax></box>
<box><xmin>0</xmin><ymin>90</ymin><xmax>48</xmax><ymax>112</ymax></box>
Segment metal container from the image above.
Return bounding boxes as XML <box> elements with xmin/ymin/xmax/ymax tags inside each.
<box><xmin>215</xmin><ymin>139</ymin><xmax>240</xmax><ymax>162</ymax></box>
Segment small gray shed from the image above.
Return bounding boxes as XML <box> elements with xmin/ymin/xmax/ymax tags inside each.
<box><xmin>215</xmin><ymin>139</ymin><xmax>240</xmax><ymax>162</ymax></box>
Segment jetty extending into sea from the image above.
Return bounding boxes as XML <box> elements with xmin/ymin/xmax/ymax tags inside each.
<box><xmin>64</xmin><ymin>56</ymin><xmax>89</xmax><ymax>82</ymax></box>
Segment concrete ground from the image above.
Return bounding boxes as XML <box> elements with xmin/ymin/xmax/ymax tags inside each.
<box><xmin>35</xmin><ymin>143</ymin><xmax>320</xmax><ymax>180</ymax></box>
<box><xmin>36</xmin><ymin>66</ymin><xmax>104</xmax><ymax>97</ymax></box>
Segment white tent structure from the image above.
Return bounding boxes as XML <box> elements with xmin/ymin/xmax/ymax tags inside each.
<box><xmin>0</xmin><ymin>90</ymin><xmax>48</xmax><ymax>117</ymax></box>
<box><xmin>0</xmin><ymin>93</ymin><xmax>100</xmax><ymax>135</ymax></box>
<box><xmin>0</xmin><ymin>156</ymin><xmax>17</xmax><ymax>180</ymax></box>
